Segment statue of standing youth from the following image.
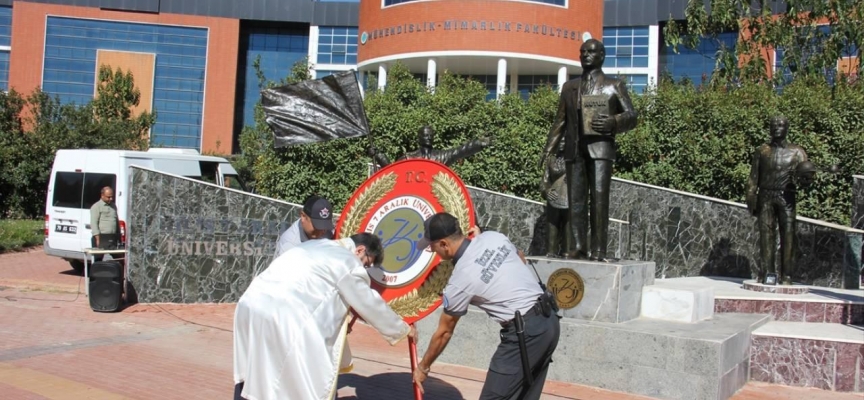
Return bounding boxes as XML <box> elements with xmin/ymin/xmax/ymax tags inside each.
<box><xmin>746</xmin><ymin>116</ymin><xmax>815</xmax><ymax>285</ymax></box>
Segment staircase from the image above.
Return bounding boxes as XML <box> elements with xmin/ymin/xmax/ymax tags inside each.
<box><xmin>648</xmin><ymin>277</ymin><xmax>864</xmax><ymax>393</ymax></box>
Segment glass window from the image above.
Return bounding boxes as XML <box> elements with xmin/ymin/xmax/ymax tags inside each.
<box><xmin>621</xmin><ymin>74</ymin><xmax>649</xmax><ymax>94</ymax></box>
<box><xmin>517</xmin><ymin>75</ymin><xmax>558</xmax><ymax>100</ymax></box>
<box><xmin>317</xmin><ymin>26</ymin><xmax>358</xmax><ymax>66</ymax></box>
<box><xmin>602</xmin><ymin>26</ymin><xmax>651</xmax><ymax>70</ymax></box>
<box><xmin>774</xmin><ymin>25</ymin><xmax>835</xmax><ymax>86</ymax></box>
<box><xmin>235</xmin><ymin>23</ymin><xmax>309</xmax><ymax>138</ymax></box>
<box><xmin>0</xmin><ymin>6</ymin><xmax>11</xmax><ymax>47</ymax></box>
<box><xmin>82</xmin><ymin>173</ymin><xmax>117</xmax><ymax>208</ymax></box>
<box><xmin>0</xmin><ymin>51</ymin><xmax>9</xmax><ymax>91</ymax></box>
<box><xmin>43</xmin><ymin>16</ymin><xmax>208</xmax><ymax>150</ymax></box>
<box><xmin>384</xmin><ymin>0</ymin><xmax>564</xmax><ymax>5</ymax></box>
<box><xmin>659</xmin><ymin>29</ymin><xmax>737</xmax><ymax>85</ymax></box>
<box><xmin>199</xmin><ymin>161</ymin><xmax>219</xmax><ymax>185</ymax></box>
<box><xmin>52</xmin><ymin>172</ymin><xmax>84</xmax><ymax>209</ymax></box>
<box><xmin>224</xmin><ymin>175</ymin><xmax>247</xmax><ymax>192</ymax></box>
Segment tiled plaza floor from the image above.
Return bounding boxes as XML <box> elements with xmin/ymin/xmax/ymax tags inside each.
<box><xmin>0</xmin><ymin>247</ymin><xmax>859</xmax><ymax>400</ymax></box>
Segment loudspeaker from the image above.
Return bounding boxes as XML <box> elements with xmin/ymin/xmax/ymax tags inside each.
<box><xmin>89</xmin><ymin>261</ymin><xmax>123</xmax><ymax>312</ymax></box>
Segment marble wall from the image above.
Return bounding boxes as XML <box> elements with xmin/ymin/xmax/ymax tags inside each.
<box><xmin>466</xmin><ymin>178</ymin><xmax>862</xmax><ymax>289</ymax></box>
<box><xmin>467</xmin><ymin>186</ymin><xmax>628</xmax><ymax>259</ymax></box>
<box><xmin>750</xmin><ymin>336</ymin><xmax>863</xmax><ymax>392</ymax></box>
<box><xmin>854</xmin><ymin>176</ymin><xmax>864</xmax><ymax>230</ymax></box>
<box><xmin>715</xmin><ymin>299</ymin><xmax>864</xmax><ymax>324</ymax></box>
<box><xmin>127</xmin><ymin>167</ymin><xmax>301</xmax><ymax>303</ymax></box>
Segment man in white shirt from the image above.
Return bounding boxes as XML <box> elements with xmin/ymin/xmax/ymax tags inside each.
<box><xmin>234</xmin><ymin>232</ymin><xmax>416</xmax><ymax>400</ymax></box>
<box><xmin>274</xmin><ymin>195</ymin><xmax>335</xmax><ymax>258</ymax></box>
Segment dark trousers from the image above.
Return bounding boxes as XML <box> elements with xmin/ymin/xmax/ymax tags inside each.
<box><xmin>546</xmin><ymin>206</ymin><xmax>574</xmax><ymax>257</ymax></box>
<box><xmin>234</xmin><ymin>382</ymin><xmax>245</xmax><ymax>400</ymax></box>
<box><xmin>90</xmin><ymin>234</ymin><xmax>119</xmax><ymax>263</ymax></box>
<box><xmin>479</xmin><ymin>310</ymin><xmax>561</xmax><ymax>400</ymax></box>
<box><xmin>567</xmin><ymin>157</ymin><xmax>613</xmax><ymax>259</ymax></box>
<box><xmin>757</xmin><ymin>189</ymin><xmax>797</xmax><ymax>280</ymax></box>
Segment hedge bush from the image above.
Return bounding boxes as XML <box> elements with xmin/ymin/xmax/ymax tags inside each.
<box><xmin>242</xmin><ymin>61</ymin><xmax>863</xmax><ymax>226</ymax></box>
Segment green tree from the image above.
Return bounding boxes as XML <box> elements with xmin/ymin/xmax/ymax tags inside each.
<box><xmin>236</xmin><ymin>56</ymin><xmax>314</xmax><ymax>194</ymax></box>
<box><xmin>615</xmin><ymin>75</ymin><xmax>864</xmax><ymax>224</ymax></box>
<box><xmin>664</xmin><ymin>0</ymin><xmax>863</xmax><ymax>85</ymax></box>
<box><xmin>240</xmin><ymin>59</ymin><xmax>560</xmax><ymax>209</ymax></box>
<box><xmin>0</xmin><ymin>65</ymin><xmax>155</xmax><ymax>218</ymax></box>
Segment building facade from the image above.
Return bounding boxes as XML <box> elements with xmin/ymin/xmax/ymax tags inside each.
<box><xmin>2</xmin><ymin>0</ymin><xmax>851</xmax><ymax>154</ymax></box>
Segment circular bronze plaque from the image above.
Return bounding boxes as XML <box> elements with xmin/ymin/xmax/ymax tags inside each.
<box><xmin>547</xmin><ymin>268</ymin><xmax>585</xmax><ymax>309</ymax></box>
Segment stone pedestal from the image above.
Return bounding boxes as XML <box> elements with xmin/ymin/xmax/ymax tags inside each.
<box><xmin>526</xmin><ymin>257</ymin><xmax>655</xmax><ymax>323</ymax></box>
<box><xmin>742</xmin><ymin>280</ymin><xmax>810</xmax><ymax>295</ymax></box>
<box><xmin>415</xmin><ymin>307</ymin><xmax>770</xmax><ymax>400</ymax></box>
<box><xmin>641</xmin><ymin>282</ymin><xmax>715</xmax><ymax>323</ymax></box>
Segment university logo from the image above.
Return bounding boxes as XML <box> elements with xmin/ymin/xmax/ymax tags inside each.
<box><xmin>335</xmin><ymin>159</ymin><xmax>475</xmax><ymax>324</ymax></box>
<box><xmin>547</xmin><ymin>268</ymin><xmax>585</xmax><ymax>309</ymax></box>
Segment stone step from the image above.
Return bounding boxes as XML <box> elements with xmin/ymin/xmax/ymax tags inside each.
<box><xmin>416</xmin><ymin>307</ymin><xmax>769</xmax><ymax>400</ymax></box>
<box><xmin>641</xmin><ymin>282</ymin><xmax>715</xmax><ymax>323</ymax></box>
<box><xmin>648</xmin><ymin>276</ymin><xmax>864</xmax><ymax>324</ymax></box>
<box><xmin>749</xmin><ymin>321</ymin><xmax>864</xmax><ymax>392</ymax></box>
<box><xmin>715</xmin><ymin>298</ymin><xmax>864</xmax><ymax>324</ymax></box>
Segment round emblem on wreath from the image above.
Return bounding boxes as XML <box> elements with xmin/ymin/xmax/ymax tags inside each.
<box><xmin>335</xmin><ymin>159</ymin><xmax>475</xmax><ymax>324</ymax></box>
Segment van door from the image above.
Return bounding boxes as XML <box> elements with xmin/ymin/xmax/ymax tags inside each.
<box><xmin>218</xmin><ymin>163</ymin><xmax>246</xmax><ymax>191</ymax></box>
<box><xmin>80</xmin><ymin>172</ymin><xmax>119</xmax><ymax>250</ymax></box>
<box><xmin>79</xmin><ymin>155</ymin><xmax>122</xmax><ymax>250</ymax></box>
<box><xmin>47</xmin><ymin>171</ymin><xmax>86</xmax><ymax>255</ymax></box>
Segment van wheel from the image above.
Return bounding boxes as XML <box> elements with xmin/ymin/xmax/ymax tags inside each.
<box><xmin>69</xmin><ymin>260</ymin><xmax>85</xmax><ymax>275</ymax></box>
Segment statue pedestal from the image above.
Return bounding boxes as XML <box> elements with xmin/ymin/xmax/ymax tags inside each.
<box><xmin>742</xmin><ymin>280</ymin><xmax>810</xmax><ymax>295</ymax></box>
<box><xmin>527</xmin><ymin>257</ymin><xmax>655</xmax><ymax>323</ymax></box>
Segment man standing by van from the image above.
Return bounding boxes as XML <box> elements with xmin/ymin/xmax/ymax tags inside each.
<box><xmin>90</xmin><ymin>186</ymin><xmax>119</xmax><ymax>261</ymax></box>
<box><xmin>273</xmin><ymin>195</ymin><xmax>335</xmax><ymax>258</ymax></box>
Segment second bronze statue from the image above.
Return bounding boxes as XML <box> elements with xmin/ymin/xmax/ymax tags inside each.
<box><xmin>368</xmin><ymin>125</ymin><xmax>492</xmax><ymax>167</ymax></box>
<box><xmin>541</xmin><ymin>39</ymin><xmax>638</xmax><ymax>261</ymax></box>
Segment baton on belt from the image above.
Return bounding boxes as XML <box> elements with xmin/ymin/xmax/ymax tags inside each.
<box><xmin>514</xmin><ymin>311</ymin><xmax>532</xmax><ymax>391</ymax></box>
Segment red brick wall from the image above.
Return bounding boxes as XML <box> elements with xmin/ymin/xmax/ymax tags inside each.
<box><xmin>8</xmin><ymin>2</ymin><xmax>239</xmax><ymax>154</ymax></box>
<box><xmin>357</xmin><ymin>0</ymin><xmax>603</xmax><ymax>63</ymax></box>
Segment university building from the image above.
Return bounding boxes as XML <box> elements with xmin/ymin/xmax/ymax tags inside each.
<box><xmin>0</xmin><ymin>0</ymin><xmax>853</xmax><ymax>154</ymax></box>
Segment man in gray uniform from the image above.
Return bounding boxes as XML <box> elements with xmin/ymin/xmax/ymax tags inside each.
<box><xmin>412</xmin><ymin>212</ymin><xmax>561</xmax><ymax>400</ymax></box>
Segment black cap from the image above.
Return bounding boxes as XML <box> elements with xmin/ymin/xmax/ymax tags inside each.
<box><xmin>303</xmin><ymin>196</ymin><xmax>335</xmax><ymax>231</ymax></box>
<box><xmin>417</xmin><ymin>212</ymin><xmax>462</xmax><ymax>249</ymax></box>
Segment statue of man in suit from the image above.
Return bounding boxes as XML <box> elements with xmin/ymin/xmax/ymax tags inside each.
<box><xmin>540</xmin><ymin>39</ymin><xmax>638</xmax><ymax>261</ymax></box>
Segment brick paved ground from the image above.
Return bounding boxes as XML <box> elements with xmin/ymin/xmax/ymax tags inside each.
<box><xmin>0</xmin><ymin>247</ymin><xmax>859</xmax><ymax>400</ymax></box>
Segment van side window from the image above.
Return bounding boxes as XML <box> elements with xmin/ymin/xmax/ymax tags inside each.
<box><xmin>199</xmin><ymin>161</ymin><xmax>219</xmax><ymax>185</ymax></box>
<box><xmin>83</xmin><ymin>173</ymin><xmax>117</xmax><ymax>208</ymax></box>
<box><xmin>51</xmin><ymin>172</ymin><xmax>117</xmax><ymax>209</ymax></box>
<box><xmin>52</xmin><ymin>172</ymin><xmax>84</xmax><ymax>208</ymax></box>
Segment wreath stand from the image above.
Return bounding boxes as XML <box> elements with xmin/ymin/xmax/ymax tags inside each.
<box><xmin>348</xmin><ymin>314</ymin><xmax>423</xmax><ymax>400</ymax></box>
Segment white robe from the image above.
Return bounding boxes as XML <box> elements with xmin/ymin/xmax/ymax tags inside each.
<box><xmin>233</xmin><ymin>238</ymin><xmax>410</xmax><ymax>400</ymax></box>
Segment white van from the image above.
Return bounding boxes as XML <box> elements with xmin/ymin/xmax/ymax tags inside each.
<box><xmin>43</xmin><ymin>148</ymin><xmax>246</xmax><ymax>274</ymax></box>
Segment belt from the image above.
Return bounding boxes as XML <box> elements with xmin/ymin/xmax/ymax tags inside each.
<box><xmin>500</xmin><ymin>302</ymin><xmax>542</xmax><ymax>329</ymax></box>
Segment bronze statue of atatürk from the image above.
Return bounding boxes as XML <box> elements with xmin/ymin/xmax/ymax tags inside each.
<box><xmin>541</xmin><ymin>39</ymin><xmax>638</xmax><ymax>261</ymax></box>
<box><xmin>367</xmin><ymin>125</ymin><xmax>492</xmax><ymax>167</ymax></box>
<box><xmin>746</xmin><ymin>116</ymin><xmax>814</xmax><ymax>285</ymax></box>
